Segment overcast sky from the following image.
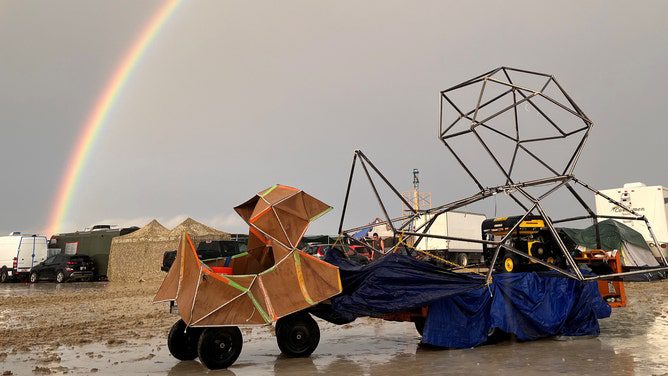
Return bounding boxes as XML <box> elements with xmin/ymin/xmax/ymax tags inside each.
<box><xmin>1</xmin><ymin>1</ymin><xmax>666</xmax><ymax>236</ymax></box>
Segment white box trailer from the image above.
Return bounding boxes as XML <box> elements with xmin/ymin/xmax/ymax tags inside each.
<box><xmin>595</xmin><ymin>182</ymin><xmax>668</xmax><ymax>259</ymax></box>
<box><xmin>413</xmin><ymin>211</ymin><xmax>486</xmax><ymax>266</ymax></box>
<box><xmin>0</xmin><ymin>232</ymin><xmax>49</xmax><ymax>282</ymax></box>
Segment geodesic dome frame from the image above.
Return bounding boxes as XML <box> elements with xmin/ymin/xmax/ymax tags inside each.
<box><xmin>439</xmin><ymin>67</ymin><xmax>593</xmax><ymax>189</ymax></box>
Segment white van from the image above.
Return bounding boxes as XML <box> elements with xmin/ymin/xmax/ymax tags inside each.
<box><xmin>0</xmin><ymin>232</ymin><xmax>49</xmax><ymax>282</ymax></box>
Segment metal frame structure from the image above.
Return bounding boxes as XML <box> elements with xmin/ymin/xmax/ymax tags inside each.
<box><xmin>338</xmin><ymin>67</ymin><xmax>668</xmax><ymax>283</ymax></box>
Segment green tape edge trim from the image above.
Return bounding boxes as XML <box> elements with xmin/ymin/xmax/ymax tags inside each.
<box><xmin>247</xmin><ymin>291</ymin><xmax>271</xmax><ymax>323</ymax></box>
<box><xmin>224</xmin><ymin>277</ymin><xmax>249</xmax><ymax>293</ymax></box>
<box><xmin>260</xmin><ymin>184</ymin><xmax>278</xmax><ymax>198</ymax></box>
<box><xmin>293</xmin><ymin>251</ymin><xmax>315</xmax><ymax>305</ymax></box>
<box><xmin>309</xmin><ymin>206</ymin><xmax>333</xmax><ymax>222</ymax></box>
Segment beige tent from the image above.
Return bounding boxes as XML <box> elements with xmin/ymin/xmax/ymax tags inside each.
<box><xmin>107</xmin><ymin>218</ymin><xmax>230</xmax><ymax>282</ymax></box>
<box><xmin>168</xmin><ymin>218</ymin><xmax>229</xmax><ymax>239</ymax></box>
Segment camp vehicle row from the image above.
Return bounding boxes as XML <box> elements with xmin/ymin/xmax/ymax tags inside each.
<box><xmin>48</xmin><ymin>225</ymin><xmax>139</xmax><ymax>280</ymax></box>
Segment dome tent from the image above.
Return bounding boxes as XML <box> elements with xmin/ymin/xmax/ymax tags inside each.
<box><xmin>560</xmin><ymin>219</ymin><xmax>659</xmax><ymax>268</ymax></box>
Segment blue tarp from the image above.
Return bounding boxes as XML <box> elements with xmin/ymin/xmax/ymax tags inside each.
<box><xmin>324</xmin><ymin>252</ymin><xmax>484</xmax><ymax>318</ymax></box>
<box><xmin>324</xmin><ymin>252</ymin><xmax>611</xmax><ymax>349</ymax></box>
<box><xmin>423</xmin><ymin>272</ymin><xmax>611</xmax><ymax>348</ymax></box>
<box><xmin>352</xmin><ymin>227</ymin><xmax>371</xmax><ymax>239</ymax></box>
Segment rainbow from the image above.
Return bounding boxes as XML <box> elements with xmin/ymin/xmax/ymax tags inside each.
<box><xmin>45</xmin><ymin>0</ymin><xmax>182</xmax><ymax>236</ymax></box>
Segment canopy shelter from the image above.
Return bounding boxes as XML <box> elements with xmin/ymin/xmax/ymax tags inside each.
<box><xmin>154</xmin><ymin>185</ymin><xmax>342</xmax><ymax>326</ymax></box>
<box><xmin>560</xmin><ymin>219</ymin><xmax>659</xmax><ymax>268</ymax></box>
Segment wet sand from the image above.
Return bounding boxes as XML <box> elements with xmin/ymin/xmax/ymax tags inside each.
<box><xmin>0</xmin><ymin>280</ymin><xmax>666</xmax><ymax>375</ymax></box>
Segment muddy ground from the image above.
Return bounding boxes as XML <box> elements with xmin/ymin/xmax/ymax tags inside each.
<box><xmin>0</xmin><ymin>280</ymin><xmax>666</xmax><ymax>375</ymax></box>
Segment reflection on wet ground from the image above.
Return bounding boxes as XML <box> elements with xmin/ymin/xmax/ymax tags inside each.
<box><xmin>0</xmin><ymin>281</ymin><xmax>666</xmax><ymax>375</ymax></box>
<box><xmin>0</xmin><ymin>280</ymin><xmax>110</xmax><ymax>297</ymax></box>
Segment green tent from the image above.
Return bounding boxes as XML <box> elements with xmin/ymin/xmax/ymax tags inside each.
<box><xmin>560</xmin><ymin>219</ymin><xmax>658</xmax><ymax>268</ymax></box>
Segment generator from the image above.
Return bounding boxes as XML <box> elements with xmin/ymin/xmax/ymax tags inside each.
<box><xmin>482</xmin><ymin>215</ymin><xmax>579</xmax><ymax>273</ymax></box>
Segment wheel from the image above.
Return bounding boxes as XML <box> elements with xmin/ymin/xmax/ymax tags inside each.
<box><xmin>414</xmin><ymin>317</ymin><xmax>426</xmax><ymax>336</ymax></box>
<box><xmin>197</xmin><ymin>327</ymin><xmax>243</xmax><ymax>370</ymax></box>
<box><xmin>0</xmin><ymin>268</ymin><xmax>9</xmax><ymax>283</ymax></box>
<box><xmin>545</xmin><ymin>254</ymin><xmax>564</xmax><ymax>269</ymax></box>
<box><xmin>275</xmin><ymin>312</ymin><xmax>320</xmax><ymax>357</ymax></box>
<box><xmin>56</xmin><ymin>271</ymin><xmax>66</xmax><ymax>283</ymax></box>
<box><xmin>456</xmin><ymin>253</ymin><xmax>468</xmax><ymax>267</ymax></box>
<box><xmin>501</xmin><ymin>253</ymin><xmax>519</xmax><ymax>273</ymax></box>
<box><xmin>167</xmin><ymin>319</ymin><xmax>202</xmax><ymax>361</ymax></box>
<box><xmin>30</xmin><ymin>272</ymin><xmax>38</xmax><ymax>283</ymax></box>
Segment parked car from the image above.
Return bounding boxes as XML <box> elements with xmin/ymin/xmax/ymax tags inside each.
<box><xmin>30</xmin><ymin>254</ymin><xmax>96</xmax><ymax>283</ymax></box>
<box><xmin>161</xmin><ymin>240</ymin><xmax>248</xmax><ymax>272</ymax></box>
<box><xmin>304</xmin><ymin>244</ymin><xmax>327</xmax><ymax>259</ymax></box>
<box><xmin>308</xmin><ymin>244</ymin><xmax>372</xmax><ymax>264</ymax></box>
<box><xmin>0</xmin><ymin>233</ymin><xmax>49</xmax><ymax>283</ymax></box>
<box><xmin>349</xmin><ymin>245</ymin><xmax>374</xmax><ymax>261</ymax></box>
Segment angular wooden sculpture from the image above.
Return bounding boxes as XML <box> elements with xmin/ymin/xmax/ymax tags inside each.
<box><xmin>154</xmin><ymin>185</ymin><xmax>342</xmax><ymax>326</ymax></box>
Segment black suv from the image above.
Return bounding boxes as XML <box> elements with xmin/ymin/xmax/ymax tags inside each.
<box><xmin>30</xmin><ymin>254</ymin><xmax>96</xmax><ymax>283</ymax></box>
<box><xmin>161</xmin><ymin>240</ymin><xmax>248</xmax><ymax>272</ymax></box>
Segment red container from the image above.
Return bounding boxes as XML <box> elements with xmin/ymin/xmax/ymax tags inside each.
<box><xmin>211</xmin><ymin>266</ymin><xmax>233</xmax><ymax>275</ymax></box>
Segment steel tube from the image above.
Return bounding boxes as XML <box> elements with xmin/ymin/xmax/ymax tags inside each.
<box><xmin>338</xmin><ymin>153</ymin><xmax>358</xmax><ymax>234</ymax></box>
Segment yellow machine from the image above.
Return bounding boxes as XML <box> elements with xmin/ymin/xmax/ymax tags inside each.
<box><xmin>482</xmin><ymin>216</ymin><xmax>574</xmax><ymax>272</ymax></box>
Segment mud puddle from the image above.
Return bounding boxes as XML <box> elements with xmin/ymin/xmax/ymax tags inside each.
<box><xmin>0</xmin><ymin>281</ymin><xmax>666</xmax><ymax>375</ymax></box>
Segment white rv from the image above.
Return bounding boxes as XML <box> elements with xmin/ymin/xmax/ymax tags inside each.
<box><xmin>413</xmin><ymin>211</ymin><xmax>486</xmax><ymax>266</ymax></box>
<box><xmin>595</xmin><ymin>182</ymin><xmax>668</xmax><ymax>259</ymax></box>
<box><xmin>0</xmin><ymin>232</ymin><xmax>49</xmax><ymax>282</ymax></box>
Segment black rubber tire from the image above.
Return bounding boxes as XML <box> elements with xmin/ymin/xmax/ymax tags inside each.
<box><xmin>275</xmin><ymin>312</ymin><xmax>320</xmax><ymax>358</ymax></box>
<box><xmin>167</xmin><ymin>320</ymin><xmax>202</xmax><ymax>361</ymax></box>
<box><xmin>56</xmin><ymin>271</ymin><xmax>66</xmax><ymax>283</ymax></box>
<box><xmin>29</xmin><ymin>272</ymin><xmax>38</xmax><ymax>284</ymax></box>
<box><xmin>414</xmin><ymin>317</ymin><xmax>426</xmax><ymax>336</ymax></box>
<box><xmin>553</xmin><ymin>254</ymin><xmax>565</xmax><ymax>269</ymax></box>
<box><xmin>0</xmin><ymin>268</ymin><xmax>9</xmax><ymax>283</ymax></box>
<box><xmin>456</xmin><ymin>253</ymin><xmax>468</xmax><ymax>268</ymax></box>
<box><xmin>197</xmin><ymin>327</ymin><xmax>243</xmax><ymax>370</ymax></box>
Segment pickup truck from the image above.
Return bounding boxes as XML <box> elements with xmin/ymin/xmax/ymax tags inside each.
<box><xmin>161</xmin><ymin>240</ymin><xmax>248</xmax><ymax>272</ymax></box>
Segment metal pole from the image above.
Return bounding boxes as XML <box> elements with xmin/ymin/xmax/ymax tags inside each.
<box><xmin>439</xmin><ymin>139</ymin><xmax>484</xmax><ymax>191</ymax></box>
<box><xmin>401</xmin><ymin>231</ymin><xmax>499</xmax><ymax>246</ymax></box>
<box><xmin>357</xmin><ymin>151</ymin><xmax>417</xmax><ymax>213</ymax></box>
<box><xmin>583</xmin><ymin>266</ymin><xmax>668</xmax><ymax>280</ymax></box>
<box><xmin>484</xmin><ymin>204</ymin><xmax>538</xmax><ymax>282</ymax></box>
<box><xmin>643</xmin><ymin>216</ymin><xmax>668</xmax><ymax>266</ymax></box>
<box><xmin>411</xmin><ymin>212</ymin><xmax>442</xmax><ymax>248</ymax></box>
<box><xmin>342</xmin><ymin>233</ymin><xmax>383</xmax><ymax>257</ymax></box>
<box><xmin>565</xmin><ymin>183</ymin><xmax>601</xmax><ymax>249</ymax></box>
<box><xmin>533</xmin><ymin>200</ymin><xmax>584</xmax><ymax>280</ymax></box>
<box><xmin>501</xmin><ymin>245</ymin><xmax>579</xmax><ymax>279</ymax></box>
<box><xmin>358</xmin><ymin>157</ymin><xmax>396</xmax><ymax>232</ymax></box>
<box><xmin>338</xmin><ymin>152</ymin><xmax>358</xmax><ymax>235</ymax></box>
<box><xmin>485</xmin><ymin>245</ymin><xmax>503</xmax><ymax>284</ymax></box>
<box><xmin>552</xmin><ymin>215</ymin><xmax>596</xmax><ymax>224</ymax></box>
